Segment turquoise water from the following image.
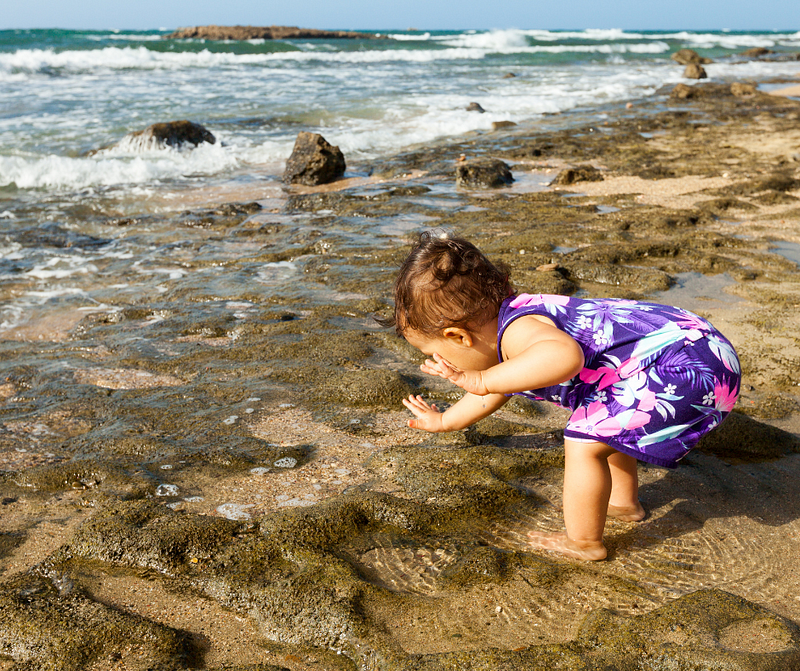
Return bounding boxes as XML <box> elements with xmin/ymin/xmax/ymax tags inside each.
<box><xmin>1</xmin><ymin>28</ymin><xmax>799</xmax><ymax>195</ymax></box>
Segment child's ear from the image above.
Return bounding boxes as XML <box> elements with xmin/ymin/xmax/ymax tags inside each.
<box><xmin>441</xmin><ymin>327</ymin><xmax>473</xmax><ymax>347</ymax></box>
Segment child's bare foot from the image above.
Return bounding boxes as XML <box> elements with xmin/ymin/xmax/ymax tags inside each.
<box><xmin>607</xmin><ymin>502</ymin><xmax>646</xmax><ymax>522</ymax></box>
<box><xmin>526</xmin><ymin>531</ymin><xmax>607</xmax><ymax>561</ymax></box>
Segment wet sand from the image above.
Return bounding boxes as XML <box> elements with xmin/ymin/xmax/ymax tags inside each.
<box><xmin>2</xmin><ymin>80</ymin><xmax>800</xmax><ymax>670</ymax></box>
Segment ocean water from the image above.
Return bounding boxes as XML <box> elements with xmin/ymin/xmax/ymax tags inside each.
<box><xmin>1</xmin><ymin>27</ymin><xmax>800</xmax><ymax>335</ymax></box>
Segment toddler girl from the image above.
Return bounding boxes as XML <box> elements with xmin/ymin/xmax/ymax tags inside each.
<box><xmin>386</xmin><ymin>233</ymin><xmax>740</xmax><ymax>560</ymax></box>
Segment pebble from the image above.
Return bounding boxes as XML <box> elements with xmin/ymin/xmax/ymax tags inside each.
<box><xmin>273</xmin><ymin>457</ymin><xmax>298</xmax><ymax>468</ymax></box>
<box><xmin>160</xmin><ymin>464</ymin><xmax>173</xmax><ymax>470</ymax></box>
<box><xmin>247</xmin><ymin>397</ymin><xmax>261</xmax><ymax>402</ymax></box>
<box><xmin>184</xmin><ymin>496</ymin><xmax>204</xmax><ymax>503</ymax></box>
<box><xmin>277</xmin><ymin>497</ymin><xmax>316</xmax><ymax>508</ymax></box>
<box><xmin>222</xmin><ymin>415</ymin><xmax>238</xmax><ymax>425</ymax></box>
<box><xmin>250</xmin><ymin>467</ymin><xmax>271</xmax><ymax>475</ymax></box>
<box><xmin>216</xmin><ymin>503</ymin><xmax>255</xmax><ymax>520</ymax></box>
<box><xmin>155</xmin><ymin>484</ymin><xmax>179</xmax><ymax>497</ymax></box>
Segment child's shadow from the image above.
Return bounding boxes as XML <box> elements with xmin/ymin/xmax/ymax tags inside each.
<box><xmin>607</xmin><ymin>440</ymin><xmax>800</xmax><ymax>586</ymax></box>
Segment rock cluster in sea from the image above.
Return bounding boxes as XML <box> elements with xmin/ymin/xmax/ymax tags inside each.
<box><xmin>164</xmin><ymin>25</ymin><xmax>380</xmax><ymax>40</ymax></box>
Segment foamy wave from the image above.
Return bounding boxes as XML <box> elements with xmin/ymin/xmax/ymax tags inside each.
<box><xmin>85</xmin><ymin>32</ymin><xmax>166</xmax><ymax>42</ymax></box>
<box><xmin>0</xmin><ymin>142</ymin><xmax>239</xmax><ymax>190</ymax></box>
<box><xmin>660</xmin><ymin>31</ymin><xmax>799</xmax><ymax>49</ymax></box>
<box><xmin>0</xmin><ymin>39</ymin><xmax>672</xmax><ymax>77</ymax></box>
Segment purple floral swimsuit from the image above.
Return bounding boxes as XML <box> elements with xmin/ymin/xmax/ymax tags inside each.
<box><xmin>497</xmin><ymin>294</ymin><xmax>741</xmax><ymax>468</ymax></box>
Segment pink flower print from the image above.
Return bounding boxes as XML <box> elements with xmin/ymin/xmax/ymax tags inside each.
<box><xmin>568</xmin><ymin>401</ymin><xmax>623</xmax><ymax>437</ymax></box>
<box><xmin>620</xmin><ymin>409</ymin><xmax>652</xmax><ymax>430</ymax></box>
<box><xmin>580</xmin><ymin>365</ymin><xmax>621</xmax><ymax>390</ymax></box>
<box><xmin>637</xmin><ymin>388</ymin><xmax>658</xmax><ymax>413</ymax></box>
<box><xmin>713</xmin><ymin>379</ymin><xmax>739</xmax><ymax>413</ymax></box>
<box><xmin>510</xmin><ymin>294</ymin><xmax>569</xmax><ymax>310</ymax></box>
<box><xmin>673</xmin><ymin>311</ymin><xmax>712</xmax><ymax>332</ymax></box>
<box><xmin>617</xmin><ymin>356</ymin><xmax>642</xmax><ymax>379</ymax></box>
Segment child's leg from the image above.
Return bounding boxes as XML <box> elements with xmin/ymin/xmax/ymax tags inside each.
<box><xmin>607</xmin><ymin>451</ymin><xmax>645</xmax><ymax>521</ymax></box>
<box><xmin>527</xmin><ymin>439</ymin><xmax>615</xmax><ymax>561</ymax></box>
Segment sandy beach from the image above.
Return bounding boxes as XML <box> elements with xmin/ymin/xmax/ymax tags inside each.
<box><xmin>2</xmin><ymin>77</ymin><xmax>800</xmax><ymax>670</ymax></box>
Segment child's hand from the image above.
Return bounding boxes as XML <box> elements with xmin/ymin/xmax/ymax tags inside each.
<box><xmin>421</xmin><ymin>353</ymin><xmax>489</xmax><ymax>396</ymax></box>
<box><xmin>402</xmin><ymin>394</ymin><xmax>445</xmax><ymax>432</ymax></box>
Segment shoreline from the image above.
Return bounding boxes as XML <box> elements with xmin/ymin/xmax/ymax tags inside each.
<box><xmin>2</xmin><ymin>76</ymin><xmax>800</xmax><ymax>670</ymax></box>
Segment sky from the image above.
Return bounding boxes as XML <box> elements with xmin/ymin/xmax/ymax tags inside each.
<box><xmin>2</xmin><ymin>0</ymin><xmax>798</xmax><ymax>32</ymax></box>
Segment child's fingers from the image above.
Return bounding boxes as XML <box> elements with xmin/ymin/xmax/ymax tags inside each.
<box><xmin>402</xmin><ymin>394</ymin><xmax>430</xmax><ymax>415</ymax></box>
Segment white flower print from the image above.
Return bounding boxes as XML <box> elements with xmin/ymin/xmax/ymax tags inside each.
<box><xmin>664</xmin><ymin>384</ymin><xmax>676</xmax><ymax>396</ymax></box>
<box><xmin>551</xmin><ymin>394</ymin><xmax>561</xmax><ymax>402</ymax></box>
<box><xmin>596</xmin><ymin>390</ymin><xmax>608</xmax><ymax>403</ymax></box>
<box><xmin>702</xmin><ymin>391</ymin><xmax>716</xmax><ymax>406</ymax></box>
<box><xmin>593</xmin><ymin>331</ymin><xmax>610</xmax><ymax>346</ymax></box>
<box><xmin>577</xmin><ymin>315</ymin><xmax>592</xmax><ymax>329</ymax></box>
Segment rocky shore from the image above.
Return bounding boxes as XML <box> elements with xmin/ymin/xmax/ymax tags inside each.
<box><xmin>1</xmin><ymin>81</ymin><xmax>800</xmax><ymax>670</ymax></box>
<box><xmin>164</xmin><ymin>25</ymin><xmax>382</xmax><ymax>40</ymax></box>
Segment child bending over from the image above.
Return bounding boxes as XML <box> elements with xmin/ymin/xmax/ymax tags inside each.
<box><xmin>385</xmin><ymin>233</ymin><xmax>740</xmax><ymax>561</ymax></box>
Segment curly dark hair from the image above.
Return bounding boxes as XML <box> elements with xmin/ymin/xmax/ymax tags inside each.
<box><xmin>383</xmin><ymin>232</ymin><xmax>513</xmax><ymax>337</ymax></box>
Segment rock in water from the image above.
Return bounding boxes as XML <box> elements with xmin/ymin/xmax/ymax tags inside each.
<box><xmin>671</xmin><ymin>83</ymin><xmax>696</xmax><ymax>99</ymax></box>
<box><xmin>283</xmin><ymin>132</ymin><xmax>346</xmax><ymax>186</ymax></box>
<box><xmin>671</xmin><ymin>48</ymin><xmax>713</xmax><ymax>65</ymax></box>
<box><xmin>741</xmin><ymin>47</ymin><xmax>774</xmax><ymax>57</ymax></box>
<box><xmin>466</xmin><ymin>102</ymin><xmax>486</xmax><ymax>113</ymax></box>
<box><xmin>551</xmin><ymin>165</ymin><xmax>604</xmax><ymax>185</ymax></box>
<box><xmin>731</xmin><ymin>82</ymin><xmax>757</xmax><ymax>96</ymax></box>
<box><xmin>684</xmin><ymin>63</ymin><xmax>708</xmax><ymax>80</ymax></box>
<box><xmin>129</xmin><ymin>120</ymin><xmax>216</xmax><ymax>149</ymax></box>
<box><xmin>455</xmin><ymin>158</ymin><xmax>514</xmax><ymax>188</ymax></box>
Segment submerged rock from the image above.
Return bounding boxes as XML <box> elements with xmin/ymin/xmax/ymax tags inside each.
<box><xmin>283</xmin><ymin>132</ymin><xmax>346</xmax><ymax>186</ymax></box>
<box><xmin>455</xmin><ymin>158</ymin><xmax>514</xmax><ymax>188</ymax></box>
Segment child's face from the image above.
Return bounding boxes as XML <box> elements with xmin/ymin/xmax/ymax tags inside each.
<box><xmin>403</xmin><ymin>327</ymin><xmax>498</xmax><ymax>372</ymax></box>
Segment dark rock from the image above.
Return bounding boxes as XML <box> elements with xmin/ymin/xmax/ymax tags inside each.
<box><xmin>165</xmin><ymin>25</ymin><xmax>380</xmax><ymax>40</ymax></box>
<box><xmin>503</xmin><ymin>72</ymin><xmax>516</xmax><ymax>78</ymax></box>
<box><xmin>283</xmin><ymin>132</ymin><xmax>346</xmax><ymax>186</ymax></box>
<box><xmin>455</xmin><ymin>158</ymin><xmax>514</xmax><ymax>188</ymax></box>
<box><xmin>551</xmin><ymin>164</ymin><xmax>604</xmax><ymax>185</ymax></box>
<box><xmin>671</xmin><ymin>48</ymin><xmax>713</xmax><ymax>65</ymax></box>
<box><xmin>0</xmin><ymin>572</ymin><xmax>195</xmax><ymax>670</ymax></box>
<box><xmin>129</xmin><ymin>120</ymin><xmax>216</xmax><ymax>149</ymax></box>
<box><xmin>731</xmin><ymin>81</ymin><xmax>757</xmax><ymax>96</ymax></box>
<box><xmin>492</xmin><ymin>120</ymin><xmax>517</xmax><ymax>130</ymax></box>
<box><xmin>15</xmin><ymin>223</ymin><xmax>110</xmax><ymax>249</ymax></box>
<box><xmin>684</xmin><ymin>63</ymin><xmax>708</xmax><ymax>80</ymax></box>
<box><xmin>671</xmin><ymin>83</ymin><xmax>697</xmax><ymax>99</ymax></box>
<box><xmin>466</xmin><ymin>102</ymin><xmax>486</xmax><ymax>113</ymax></box>
<box><xmin>741</xmin><ymin>47</ymin><xmax>774</xmax><ymax>57</ymax></box>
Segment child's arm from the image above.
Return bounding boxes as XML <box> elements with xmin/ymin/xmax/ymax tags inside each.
<box><xmin>402</xmin><ymin>391</ymin><xmax>509</xmax><ymax>432</ymax></box>
<box><xmin>424</xmin><ymin>316</ymin><xmax>584</xmax><ymax>396</ymax></box>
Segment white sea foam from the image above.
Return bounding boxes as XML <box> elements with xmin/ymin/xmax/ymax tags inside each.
<box><xmin>0</xmin><ymin>141</ymin><xmax>239</xmax><ymax>190</ymax></box>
